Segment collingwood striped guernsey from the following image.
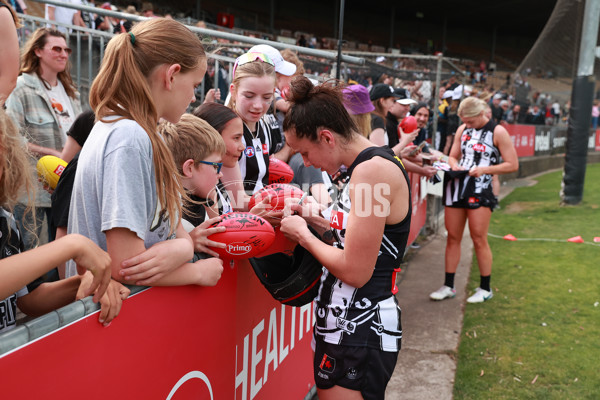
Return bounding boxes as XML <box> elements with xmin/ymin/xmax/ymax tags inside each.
<box><xmin>444</xmin><ymin>119</ymin><xmax>500</xmax><ymax>209</ymax></box>
<box><xmin>315</xmin><ymin>146</ymin><xmax>411</xmax><ymax>351</ymax></box>
<box><xmin>238</xmin><ymin>114</ymin><xmax>281</xmax><ymax>195</ymax></box>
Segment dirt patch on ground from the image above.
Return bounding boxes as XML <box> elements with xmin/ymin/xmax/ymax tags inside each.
<box><xmin>503</xmin><ymin>201</ymin><xmax>545</xmax><ymax>214</ymax></box>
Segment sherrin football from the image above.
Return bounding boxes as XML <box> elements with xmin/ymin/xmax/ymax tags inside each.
<box><xmin>36</xmin><ymin>155</ymin><xmax>67</xmax><ymax>189</ymax></box>
<box><xmin>207</xmin><ymin>212</ymin><xmax>276</xmax><ymax>259</ymax></box>
<box><xmin>268</xmin><ymin>156</ymin><xmax>294</xmax><ymax>184</ymax></box>
<box><xmin>248</xmin><ymin>183</ymin><xmax>305</xmax><ymax>211</ymax></box>
<box><xmin>399</xmin><ymin>115</ymin><xmax>418</xmax><ymax>134</ymax></box>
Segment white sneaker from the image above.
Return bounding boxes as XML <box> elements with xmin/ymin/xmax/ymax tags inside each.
<box><xmin>430</xmin><ymin>285</ymin><xmax>456</xmax><ymax>301</ymax></box>
<box><xmin>467</xmin><ymin>288</ymin><xmax>493</xmax><ymax>303</ymax></box>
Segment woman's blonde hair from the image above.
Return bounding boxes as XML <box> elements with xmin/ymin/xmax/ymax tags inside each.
<box><xmin>20</xmin><ymin>28</ymin><xmax>76</xmax><ymax>98</ymax></box>
<box><xmin>0</xmin><ymin>108</ymin><xmax>33</xmax><ymax>209</ymax></box>
<box><xmin>458</xmin><ymin>96</ymin><xmax>487</xmax><ymax>118</ymax></box>
<box><xmin>229</xmin><ymin>60</ymin><xmax>276</xmax><ymax>114</ymax></box>
<box><xmin>280</xmin><ymin>49</ymin><xmax>305</xmax><ymax>76</ymax></box>
<box><xmin>89</xmin><ymin>18</ymin><xmax>206</xmax><ymax>234</ymax></box>
<box><xmin>160</xmin><ymin>114</ymin><xmax>226</xmax><ymax>175</ymax></box>
<box><xmin>350</xmin><ymin>113</ymin><xmax>372</xmax><ymax>138</ymax></box>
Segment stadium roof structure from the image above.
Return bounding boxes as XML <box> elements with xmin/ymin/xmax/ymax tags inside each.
<box><xmin>171</xmin><ymin>1</ymin><xmax>555</xmax><ymax>38</ymax></box>
<box><xmin>159</xmin><ymin>0</ymin><xmax>559</xmax><ymax>62</ymax></box>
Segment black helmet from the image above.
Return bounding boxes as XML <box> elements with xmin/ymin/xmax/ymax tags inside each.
<box><xmin>249</xmin><ymin>229</ymin><xmax>323</xmax><ymax>307</ymax></box>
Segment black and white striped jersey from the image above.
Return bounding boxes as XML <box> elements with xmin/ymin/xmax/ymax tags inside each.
<box><xmin>238</xmin><ymin>114</ymin><xmax>281</xmax><ymax>195</ymax></box>
<box><xmin>444</xmin><ymin>119</ymin><xmax>499</xmax><ymax>207</ymax></box>
<box><xmin>315</xmin><ymin>146</ymin><xmax>411</xmax><ymax>351</ymax></box>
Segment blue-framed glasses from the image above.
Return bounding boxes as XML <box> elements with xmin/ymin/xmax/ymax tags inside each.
<box><xmin>198</xmin><ymin>160</ymin><xmax>223</xmax><ymax>173</ymax></box>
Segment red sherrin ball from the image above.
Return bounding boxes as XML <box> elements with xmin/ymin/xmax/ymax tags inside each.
<box><xmin>268</xmin><ymin>157</ymin><xmax>294</xmax><ymax>184</ymax></box>
<box><xmin>400</xmin><ymin>115</ymin><xmax>418</xmax><ymax>134</ymax></box>
<box><xmin>208</xmin><ymin>212</ymin><xmax>275</xmax><ymax>259</ymax></box>
<box><xmin>248</xmin><ymin>183</ymin><xmax>305</xmax><ymax>211</ymax></box>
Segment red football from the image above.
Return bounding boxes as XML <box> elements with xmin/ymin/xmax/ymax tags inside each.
<box><xmin>208</xmin><ymin>212</ymin><xmax>275</xmax><ymax>259</ymax></box>
<box><xmin>400</xmin><ymin>115</ymin><xmax>418</xmax><ymax>134</ymax></box>
<box><xmin>248</xmin><ymin>183</ymin><xmax>305</xmax><ymax>211</ymax></box>
<box><xmin>269</xmin><ymin>157</ymin><xmax>294</xmax><ymax>184</ymax></box>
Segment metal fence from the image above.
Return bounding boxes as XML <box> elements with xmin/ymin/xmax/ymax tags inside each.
<box><xmin>20</xmin><ymin>0</ymin><xmax>472</xmax><ymax>118</ymax></box>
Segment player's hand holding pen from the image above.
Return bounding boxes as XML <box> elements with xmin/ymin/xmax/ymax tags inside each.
<box><xmin>283</xmin><ymin>193</ymin><xmax>324</xmax><ymax>219</ymax></box>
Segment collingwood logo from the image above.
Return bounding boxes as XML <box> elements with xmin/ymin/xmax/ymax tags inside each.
<box><xmin>336</xmin><ymin>317</ymin><xmax>356</xmax><ymax>333</ymax></box>
<box><xmin>346</xmin><ymin>367</ymin><xmax>358</xmax><ymax>380</ymax></box>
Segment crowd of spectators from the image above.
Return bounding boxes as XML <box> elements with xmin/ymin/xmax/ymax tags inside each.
<box><xmin>42</xmin><ymin>0</ymin><xmax>161</xmax><ymax>33</ymax></box>
<box><xmin>40</xmin><ymin>0</ymin><xmax>576</xmax><ymax>133</ymax></box>
<box><xmin>16</xmin><ymin>0</ymin><xmax>573</xmax><ymax>130</ymax></box>
<box><xmin>0</xmin><ymin>0</ymin><xmax>590</xmax><ymax>338</ymax></box>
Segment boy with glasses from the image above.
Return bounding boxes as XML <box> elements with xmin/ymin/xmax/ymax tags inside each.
<box><xmin>160</xmin><ymin>114</ymin><xmax>230</xmax><ymax>262</ymax></box>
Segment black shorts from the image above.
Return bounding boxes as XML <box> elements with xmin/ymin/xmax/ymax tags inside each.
<box><xmin>443</xmin><ymin>170</ymin><xmax>498</xmax><ymax>210</ymax></box>
<box><xmin>445</xmin><ymin>192</ymin><xmax>498</xmax><ymax>210</ymax></box>
<box><xmin>313</xmin><ymin>337</ymin><xmax>398</xmax><ymax>400</ymax></box>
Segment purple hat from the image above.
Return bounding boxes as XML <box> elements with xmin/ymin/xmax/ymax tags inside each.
<box><xmin>343</xmin><ymin>85</ymin><xmax>375</xmax><ymax>115</ymax></box>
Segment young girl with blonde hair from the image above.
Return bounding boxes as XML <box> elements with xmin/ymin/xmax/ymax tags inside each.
<box><xmin>68</xmin><ymin>18</ymin><xmax>217</xmax><ymax>287</ymax></box>
<box><xmin>218</xmin><ymin>52</ymin><xmax>285</xmax><ymax>227</ymax></box>
<box><xmin>225</xmin><ymin>52</ymin><xmax>279</xmax><ymax>196</ymax></box>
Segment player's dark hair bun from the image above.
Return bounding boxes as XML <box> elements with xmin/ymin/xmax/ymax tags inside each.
<box><xmin>288</xmin><ymin>75</ymin><xmax>315</xmax><ymax>104</ymax></box>
<box><xmin>283</xmin><ymin>78</ymin><xmax>357</xmax><ymax>141</ymax></box>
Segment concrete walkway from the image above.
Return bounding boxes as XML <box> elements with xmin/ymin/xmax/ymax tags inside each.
<box><xmin>385</xmin><ymin>225</ymin><xmax>473</xmax><ymax>400</ymax></box>
<box><xmin>385</xmin><ymin>178</ymin><xmax>532</xmax><ymax>399</ymax></box>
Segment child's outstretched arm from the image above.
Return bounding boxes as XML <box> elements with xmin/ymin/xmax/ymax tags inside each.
<box><xmin>110</xmin><ymin>222</ymin><xmax>216</xmax><ymax>286</ymax></box>
<box><xmin>0</xmin><ymin>234</ymin><xmax>111</xmax><ymax>302</ymax></box>
<box><xmin>117</xmin><ymin>221</ymin><xmax>226</xmax><ymax>287</ymax></box>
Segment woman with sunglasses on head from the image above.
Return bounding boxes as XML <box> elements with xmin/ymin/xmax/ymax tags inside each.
<box><xmin>6</xmin><ymin>27</ymin><xmax>82</xmax><ymax>250</ymax></box>
<box><xmin>280</xmin><ymin>77</ymin><xmax>411</xmax><ymax>400</ymax></box>
<box><xmin>247</xmin><ymin>44</ymin><xmax>297</xmax><ymax>161</ymax></box>
<box><xmin>217</xmin><ymin>51</ymin><xmax>287</xmax><ymax>225</ymax></box>
<box><xmin>222</xmin><ymin>52</ymin><xmax>280</xmax><ymax>203</ymax></box>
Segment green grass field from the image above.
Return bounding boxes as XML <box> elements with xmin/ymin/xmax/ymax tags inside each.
<box><xmin>454</xmin><ymin>163</ymin><xmax>600</xmax><ymax>399</ymax></box>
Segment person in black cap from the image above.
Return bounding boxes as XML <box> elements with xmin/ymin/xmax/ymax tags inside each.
<box><xmin>368</xmin><ymin>83</ymin><xmax>398</xmax><ymax>146</ymax></box>
<box><xmin>385</xmin><ymin>87</ymin><xmax>417</xmax><ymax>151</ymax></box>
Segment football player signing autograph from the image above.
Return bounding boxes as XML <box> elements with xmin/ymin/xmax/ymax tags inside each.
<box><xmin>280</xmin><ymin>77</ymin><xmax>411</xmax><ymax>400</ymax></box>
